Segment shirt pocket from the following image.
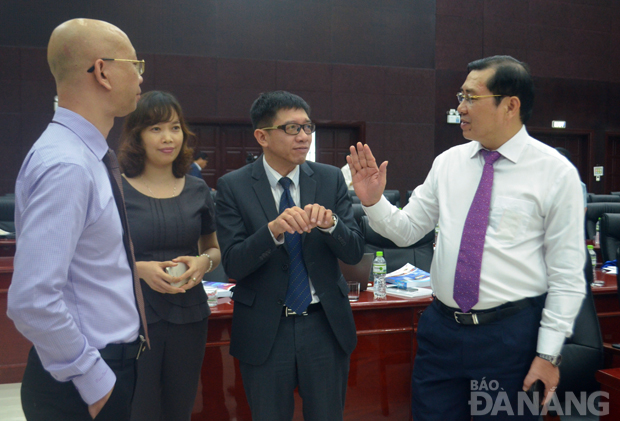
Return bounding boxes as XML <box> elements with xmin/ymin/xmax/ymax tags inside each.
<box><xmin>489</xmin><ymin>196</ymin><xmax>535</xmax><ymax>244</ymax></box>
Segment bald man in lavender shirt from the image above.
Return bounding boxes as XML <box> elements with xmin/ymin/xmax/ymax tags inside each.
<box><xmin>8</xmin><ymin>18</ymin><xmax>145</xmax><ymax>421</ymax></box>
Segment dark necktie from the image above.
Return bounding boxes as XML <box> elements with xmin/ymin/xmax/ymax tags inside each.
<box><xmin>278</xmin><ymin>177</ymin><xmax>312</xmax><ymax>314</ymax></box>
<box><xmin>453</xmin><ymin>150</ymin><xmax>501</xmax><ymax>312</ymax></box>
<box><xmin>102</xmin><ymin>149</ymin><xmax>150</xmax><ymax>347</ymax></box>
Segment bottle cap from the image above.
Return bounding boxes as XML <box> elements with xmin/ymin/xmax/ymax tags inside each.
<box><xmin>587</xmin><ymin>245</ymin><xmax>594</xmax><ymax>249</ymax></box>
<box><xmin>376</xmin><ymin>251</ymin><xmax>383</xmax><ymax>257</ymax></box>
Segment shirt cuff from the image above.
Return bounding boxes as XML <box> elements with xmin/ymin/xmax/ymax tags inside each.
<box><xmin>317</xmin><ymin>215</ymin><xmax>338</xmax><ymax>234</ymax></box>
<box><xmin>362</xmin><ymin>195</ymin><xmax>392</xmax><ymax>220</ymax></box>
<box><xmin>536</xmin><ymin>327</ymin><xmax>567</xmax><ymax>356</ymax></box>
<box><xmin>72</xmin><ymin>357</ymin><xmax>116</xmax><ymax>405</ymax></box>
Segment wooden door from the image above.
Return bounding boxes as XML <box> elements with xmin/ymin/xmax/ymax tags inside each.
<box><xmin>528</xmin><ymin>129</ymin><xmax>592</xmax><ymax>188</ymax></box>
<box><xmin>605</xmin><ymin>133</ymin><xmax>620</xmax><ymax>193</ymax></box>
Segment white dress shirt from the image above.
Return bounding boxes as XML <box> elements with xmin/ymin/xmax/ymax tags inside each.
<box><xmin>364</xmin><ymin>125</ymin><xmax>586</xmax><ymax>355</ymax></box>
<box><xmin>341</xmin><ymin>164</ymin><xmax>354</xmax><ymax>190</ymax></box>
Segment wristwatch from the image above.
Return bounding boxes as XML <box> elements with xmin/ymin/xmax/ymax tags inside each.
<box><xmin>537</xmin><ymin>353</ymin><xmax>562</xmax><ymax>367</ymax></box>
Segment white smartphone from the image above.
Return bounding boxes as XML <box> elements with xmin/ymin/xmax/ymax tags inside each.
<box><xmin>165</xmin><ymin>262</ymin><xmax>189</xmax><ymax>287</ymax></box>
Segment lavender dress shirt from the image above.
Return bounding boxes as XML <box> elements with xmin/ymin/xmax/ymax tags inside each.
<box><xmin>7</xmin><ymin>107</ymin><xmax>140</xmax><ymax>405</ymax></box>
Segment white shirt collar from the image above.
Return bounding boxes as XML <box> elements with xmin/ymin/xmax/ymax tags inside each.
<box><xmin>262</xmin><ymin>157</ymin><xmax>300</xmax><ymax>190</ymax></box>
<box><xmin>468</xmin><ymin>124</ymin><xmax>528</xmax><ymax>165</ymax></box>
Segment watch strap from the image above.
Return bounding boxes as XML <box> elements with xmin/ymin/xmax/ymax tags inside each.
<box><xmin>537</xmin><ymin>352</ymin><xmax>562</xmax><ymax>367</ymax></box>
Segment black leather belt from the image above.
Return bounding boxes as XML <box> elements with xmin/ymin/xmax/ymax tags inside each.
<box><xmin>435</xmin><ymin>297</ymin><xmax>539</xmax><ymax>325</ymax></box>
<box><xmin>282</xmin><ymin>302</ymin><xmax>323</xmax><ymax>317</ymax></box>
<box><xmin>99</xmin><ymin>335</ymin><xmax>146</xmax><ymax>360</ymax></box>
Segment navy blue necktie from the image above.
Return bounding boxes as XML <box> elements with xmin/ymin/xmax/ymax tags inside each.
<box><xmin>278</xmin><ymin>177</ymin><xmax>312</xmax><ymax>314</ymax></box>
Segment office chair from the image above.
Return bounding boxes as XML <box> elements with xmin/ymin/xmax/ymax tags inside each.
<box><xmin>0</xmin><ymin>195</ymin><xmax>15</xmax><ymax>235</ymax></box>
<box><xmin>600</xmin><ymin>213</ymin><xmax>620</xmax><ymax>262</ymax></box>
<box><xmin>546</xmin><ymin>252</ymin><xmax>603</xmax><ymax>419</ymax></box>
<box><xmin>347</xmin><ymin>190</ymin><xmax>361</xmax><ymax>204</ymax></box>
<box><xmin>382</xmin><ymin>190</ymin><xmax>401</xmax><ymax>208</ymax></box>
<box><xmin>587</xmin><ymin>193</ymin><xmax>620</xmax><ymax>203</ymax></box>
<box><xmin>585</xmin><ymin>202</ymin><xmax>620</xmax><ymax>240</ymax></box>
<box><xmin>351</xmin><ymin>203</ymin><xmax>365</xmax><ymax>226</ymax></box>
<box><xmin>348</xmin><ymin>190</ymin><xmax>401</xmax><ymax>207</ymax></box>
<box><xmin>360</xmin><ymin>216</ymin><xmax>433</xmax><ymax>273</ymax></box>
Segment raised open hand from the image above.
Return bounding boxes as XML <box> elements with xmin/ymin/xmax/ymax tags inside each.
<box><xmin>346</xmin><ymin>142</ymin><xmax>388</xmax><ymax>207</ymax></box>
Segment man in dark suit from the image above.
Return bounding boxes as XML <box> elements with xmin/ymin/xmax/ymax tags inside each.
<box><xmin>216</xmin><ymin>91</ymin><xmax>365</xmax><ymax>420</ymax></box>
<box><xmin>187</xmin><ymin>151</ymin><xmax>207</xmax><ymax>178</ymax></box>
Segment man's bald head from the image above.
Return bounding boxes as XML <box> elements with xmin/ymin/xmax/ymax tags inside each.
<box><xmin>47</xmin><ymin>18</ymin><xmax>134</xmax><ymax>85</ymax></box>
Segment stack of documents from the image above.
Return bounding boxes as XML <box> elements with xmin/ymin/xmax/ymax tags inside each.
<box><xmin>203</xmin><ymin>281</ymin><xmax>236</xmax><ymax>298</ymax></box>
<box><xmin>385</xmin><ymin>263</ymin><xmax>431</xmax><ymax>289</ymax></box>
<box><xmin>385</xmin><ymin>286</ymin><xmax>433</xmax><ymax>299</ymax></box>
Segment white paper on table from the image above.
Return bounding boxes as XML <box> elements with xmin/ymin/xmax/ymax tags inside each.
<box><xmin>385</xmin><ymin>263</ymin><xmax>419</xmax><ymax>278</ymax></box>
<box><xmin>369</xmin><ymin>285</ymin><xmax>434</xmax><ymax>299</ymax></box>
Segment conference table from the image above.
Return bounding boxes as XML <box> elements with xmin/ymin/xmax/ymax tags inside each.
<box><xmin>0</xmin><ymin>239</ymin><xmax>15</xmax><ymax>257</ymax></box>
<box><xmin>193</xmin><ymin>290</ymin><xmax>430</xmax><ymax>420</ymax></box>
<box><xmin>191</xmin><ymin>269</ymin><xmax>620</xmax><ymax>421</ymax></box>
<box><xmin>2</xmin><ymin>256</ymin><xmax>620</xmax><ymax>420</ymax></box>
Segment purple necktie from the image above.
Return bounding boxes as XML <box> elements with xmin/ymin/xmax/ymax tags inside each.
<box><xmin>453</xmin><ymin>149</ymin><xmax>501</xmax><ymax>312</ymax></box>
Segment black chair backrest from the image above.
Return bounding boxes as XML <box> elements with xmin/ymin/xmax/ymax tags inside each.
<box><xmin>0</xmin><ymin>195</ymin><xmax>15</xmax><ymax>234</ymax></box>
<box><xmin>585</xmin><ymin>202</ymin><xmax>620</xmax><ymax>240</ymax></box>
<box><xmin>349</xmin><ymin>190</ymin><xmax>400</xmax><ymax>207</ymax></box>
<box><xmin>360</xmin><ymin>215</ymin><xmax>434</xmax><ymax>273</ymax></box>
<box><xmin>347</xmin><ymin>190</ymin><xmax>361</xmax><ymax>204</ymax></box>
<box><xmin>406</xmin><ymin>190</ymin><xmax>413</xmax><ymax>204</ymax></box>
<box><xmin>587</xmin><ymin>193</ymin><xmax>620</xmax><ymax>203</ymax></box>
<box><xmin>600</xmin><ymin>213</ymin><xmax>620</xmax><ymax>262</ymax></box>
<box><xmin>557</xmin><ymin>278</ymin><xmax>604</xmax><ymax>397</ymax></box>
<box><xmin>555</xmin><ymin>243</ymin><xmax>602</xmax><ymax>398</ymax></box>
<box><xmin>351</xmin><ymin>203</ymin><xmax>365</xmax><ymax>225</ymax></box>
<box><xmin>383</xmin><ymin>190</ymin><xmax>401</xmax><ymax>208</ymax></box>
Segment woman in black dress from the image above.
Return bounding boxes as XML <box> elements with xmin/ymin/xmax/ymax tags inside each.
<box><xmin>118</xmin><ymin>91</ymin><xmax>221</xmax><ymax>421</ymax></box>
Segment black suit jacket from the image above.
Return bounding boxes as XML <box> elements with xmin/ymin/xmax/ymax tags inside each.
<box><xmin>216</xmin><ymin>157</ymin><xmax>365</xmax><ymax>365</ymax></box>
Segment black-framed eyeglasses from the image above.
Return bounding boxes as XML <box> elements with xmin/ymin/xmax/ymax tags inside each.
<box><xmin>457</xmin><ymin>92</ymin><xmax>503</xmax><ymax>105</ymax></box>
<box><xmin>261</xmin><ymin>123</ymin><xmax>316</xmax><ymax>135</ymax></box>
<box><xmin>87</xmin><ymin>58</ymin><xmax>145</xmax><ymax>75</ymax></box>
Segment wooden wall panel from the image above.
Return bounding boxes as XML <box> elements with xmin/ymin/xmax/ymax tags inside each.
<box><xmin>0</xmin><ymin>1</ymin><xmax>435</xmax><ymax>69</ymax></box>
<box><xmin>4</xmin><ymin>1</ymin><xmax>620</xmax><ymax>198</ymax></box>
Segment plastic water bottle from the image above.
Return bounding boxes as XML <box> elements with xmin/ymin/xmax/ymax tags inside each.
<box><xmin>587</xmin><ymin>245</ymin><xmax>597</xmax><ymax>284</ymax></box>
<box><xmin>373</xmin><ymin>251</ymin><xmax>387</xmax><ymax>299</ymax></box>
<box><xmin>595</xmin><ymin>218</ymin><xmax>601</xmax><ymax>246</ymax></box>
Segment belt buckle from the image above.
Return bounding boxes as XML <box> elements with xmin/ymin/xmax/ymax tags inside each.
<box><xmin>454</xmin><ymin>311</ymin><xmax>479</xmax><ymax>325</ymax></box>
<box><xmin>284</xmin><ymin>307</ymin><xmax>308</xmax><ymax>317</ymax></box>
<box><xmin>136</xmin><ymin>335</ymin><xmax>146</xmax><ymax>360</ymax></box>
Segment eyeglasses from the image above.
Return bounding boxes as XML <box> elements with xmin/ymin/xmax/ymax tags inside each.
<box><xmin>87</xmin><ymin>58</ymin><xmax>145</xmax><ymax>76</ymax></box>
<box><xmin>261</xmin><ymin>123</ymin><xmax>316</xmax><ymax>135</ymax></box>
<box><xmin>457</xmin><ymin>92</ymin><xmax>503</xmax><ymax>105</ymax></box>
